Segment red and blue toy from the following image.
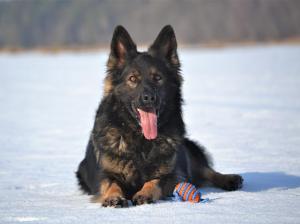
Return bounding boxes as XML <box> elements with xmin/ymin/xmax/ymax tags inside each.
<box><xmin>173</xmin><ymin>182</ymin><xmax>209</xmax><ymax>203</ymax></box>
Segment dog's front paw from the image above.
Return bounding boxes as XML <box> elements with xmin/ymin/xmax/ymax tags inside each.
<box><xmin>132</xmin><ymin>193</ymin><xmax>154</xmax><ymax>206</ymax></box>
<box><xmin>102</xmin><ymin>196</ymin><xmax>128</xmax><ymax>208</ymax></box>
<box><xmin>221</xmin><ymin>174</ymin><xmax>243</xmax><ymax>191</ymax></box>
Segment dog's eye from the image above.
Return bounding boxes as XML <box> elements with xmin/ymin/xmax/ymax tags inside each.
<box><xmin>129</xmin><ymin>75</ymin><xmax>137</xmax><ymax>83</ymax></box>
<box><xmin>153</xmin><ymin>74</ymin><xmax>162</xmax><ymax>82</ymax></box>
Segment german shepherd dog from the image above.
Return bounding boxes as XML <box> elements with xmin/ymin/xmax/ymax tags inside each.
<box><xmin>76</xmin><ymin>25</ymin><xmax>243</xmax><ymax>207</ymax></box>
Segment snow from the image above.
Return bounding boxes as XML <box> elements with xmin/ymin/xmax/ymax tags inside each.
<box><xmin>1</xmin><ymin>45</ymin><xmax>300</xmax><ymax>223</ymax></box>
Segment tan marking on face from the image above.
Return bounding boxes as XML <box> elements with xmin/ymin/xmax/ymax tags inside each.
<box><xmin>107</xmin><ymin>55</ymin><xmax>117</xmax><ymax>70</ymax></box>
<box><xmin>149</xmin><ymin>67</ymin><xmax>163</xmax><ymax>84</ymax></box>
<box><xmin>126</xmin><ymin>70</ymin><xmax>140</xmax><ymax>88</ymax></box>
<box><xmin>149</xmin><ymin>66</ymin><xmax>158</xmax><ymax>75</ymax></box>
<box><xmin>103</xmin><ymin>75</ymin><xmax>113</xmax><ymax>96</ymax></box>
<box><xmin>170</xmin><ymin>55</ymin><xmax>179</xmax><ymax>66</ymax></box>
<box><xmin>126</xmin><ymin>79</ymin><xmax>137</xmax><ymax>88</ymax></box>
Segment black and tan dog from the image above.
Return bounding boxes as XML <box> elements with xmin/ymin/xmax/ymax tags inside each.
<box><xmin>76</xmin><ymin>25</ymin><xmax>243</xmax><ymax>207</ymax></box>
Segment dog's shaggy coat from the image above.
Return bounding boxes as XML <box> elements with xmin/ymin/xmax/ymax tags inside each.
<box><xmin>76</xmin><ymin>25</ymin><xmax>243</xmax><ymax>207</ymax></box>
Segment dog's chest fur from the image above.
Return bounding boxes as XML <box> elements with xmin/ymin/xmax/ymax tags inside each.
<box><xmin>94</xmin><ymin>125</ymin><xmax>180</xmax><ymax>186</ymax></box>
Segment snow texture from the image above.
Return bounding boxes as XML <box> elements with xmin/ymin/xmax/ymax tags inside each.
<box><xmin>1</xmin><ymin>45</ymin><xmax>300</xmax><ymax>223</ymax></box>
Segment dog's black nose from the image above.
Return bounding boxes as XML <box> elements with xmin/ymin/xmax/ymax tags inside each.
<box><xmin>142</xmin><ymin>92</ymin><xmax>156</xmax><ymax>104</ymax></box>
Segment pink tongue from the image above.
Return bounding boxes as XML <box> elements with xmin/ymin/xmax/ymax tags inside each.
<box><xmin>137</xmin><ymin>108</ymin><xmax>157</xmax><ymax>140</ymax></box>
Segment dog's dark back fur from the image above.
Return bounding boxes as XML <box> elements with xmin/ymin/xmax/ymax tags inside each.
<box><xmin>76</xmin><ymin>25</ymin><xmax>243</xmax><ymax>207</ymax></box>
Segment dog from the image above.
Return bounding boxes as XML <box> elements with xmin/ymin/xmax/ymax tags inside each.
<box><xmin>76</xmin><ymin>25</ymin><xmax>243</xmax><ymax>207</ymax></box>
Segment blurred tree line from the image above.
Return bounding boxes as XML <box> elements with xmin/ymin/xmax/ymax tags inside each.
<box><xmin>0</xmin><ymin>0</ymin><xmax>300</xmax><ymax>49</ymax></box>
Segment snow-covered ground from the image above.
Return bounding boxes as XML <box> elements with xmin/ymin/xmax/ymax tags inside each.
<box><xmin>1</xmin><ymin>45</ymin><xmax>300</xmax><ymax>223</ymax></box>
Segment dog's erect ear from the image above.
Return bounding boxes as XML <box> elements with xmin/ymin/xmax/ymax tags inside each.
<box><xmin>148</xmin><ymin>25</ymin><xmax>179</xmax><ymax>67</ymax></box>
<box><xmin>107</xmin><ymin>26</ymin><xmax>137</xmax><ymax>69</ymax></box>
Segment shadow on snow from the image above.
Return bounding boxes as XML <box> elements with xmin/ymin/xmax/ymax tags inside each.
<box><xmin>202</xmin><ymin>172</ymin><xmax>300</xmax><ymax>194</ymax></box>
<box><xmin>241</xmin><ymin>171</ymin><xmax>300</xmax><ymax>192</ymax></box>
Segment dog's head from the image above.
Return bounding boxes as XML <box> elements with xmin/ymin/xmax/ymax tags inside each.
<box><xmin>105</xmin><ymin>25</ymin><xmax>182</xmax><ymax>140</ymax></box>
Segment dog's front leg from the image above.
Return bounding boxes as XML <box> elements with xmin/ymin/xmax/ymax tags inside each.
<box><xmin>93</xmin><ymin>178</ymin><xmax>128</xmax><ymax>208</ymax></box>
<box><xmin>132</xmin><ymin>175</ymin><xmax>176</xmax><ymax>205</ymax></box>
<box><xmin>132</xmin><ymin>179</ymin><xmax>162</xmax><ymax>205</ymax></box>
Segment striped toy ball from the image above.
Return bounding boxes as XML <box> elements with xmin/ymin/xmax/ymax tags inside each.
<box><xmin>173</xmin><ymin>182</ymin><xmax>202</xmax><ymax>203</ymax></box>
